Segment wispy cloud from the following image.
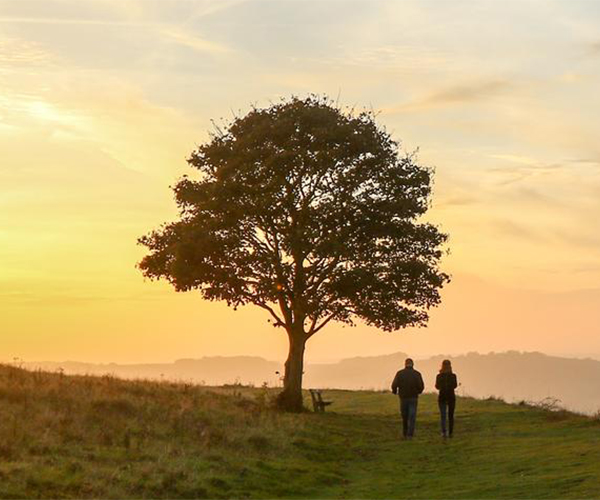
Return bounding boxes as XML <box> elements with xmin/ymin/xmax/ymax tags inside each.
<box><xmin>0</xmin><ymin>16</ymin><xmax>153</xmax><ymax>26</ymax></box>
<box><xmin>0</xmin><ymin>6</ymin><xmax>235</xmax><ymax>56</ymax></box>
<box><xmin>387</xmin><ymin>79</ymin><xmax>513</xmax><ymax>114</ymax></box>
<box><xmin>493</xmin><ymin>218</ymin><xmax>600</xmax><ymax>251</ymax></box>
<box><xmin>567</xmin><ymin>158</ymin><xmax>600</xmax><ymax>168</ymax></box>
<box><xmin>185</xmin><ymin>0</ymin><xmax>245</xmax><ymax>23</ymax></box>
<box><xmin>339</xmin><ymin>45</ymin><xmax>450</xmax><ymax>70</ymax></box>
<box><xmin>159</xmin><ymin>27</ymin><xmax>230</xmax><ymax>55</ymax></box>
<box><xmin>436</xmin><ymin>194</ymin><xmax>478</xmax><ymax>208</ymax></box>
<box><xmin>0</xmin><ymin>0</ymin><xmax>243</xmax><ymax>28</ymax></box>
<box><xmin>487</xmin><ymin>154</ymin><xmax>565</xmax><ymax>186</ymax></box>
<box><xmin>552</xmin><ymin>228</ymin><xmax>600</xmax><ymax>250</ymax></box>
<box><xmin>0</xmin><ymin>37</ymin><xmax>55</xmax><ymax>66</ymax></box>
<box><xmin>493</xmin><ymin>219</ymin><xmax>546</xmax><ymax>242</ymax></box>
<box><xmin>588</xmin><ymin>41</ymin><xmax>600</xmax><ymax>55</ymax></box>
<box><xmin>156</xmin><ymin>0</ymin><xmax>241</xmax><ymax>55</ymax></box>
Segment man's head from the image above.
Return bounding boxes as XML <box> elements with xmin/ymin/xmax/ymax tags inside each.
<box><xmin>405</xmin><ymin>358</ymin><xmax>414</xmax><ymax>368</ymax></box>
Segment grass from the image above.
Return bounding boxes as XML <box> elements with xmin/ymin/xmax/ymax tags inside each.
<box><xmin>1</xmin><ymin>365</ymin><xmax>600</xmax><ymax>499</ymax></box>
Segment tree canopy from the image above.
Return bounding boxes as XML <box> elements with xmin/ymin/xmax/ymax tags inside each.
<box><xmin>138</xmin><ymin>95</ymin><xmax>449</xmax><ymax>410</ymax></box>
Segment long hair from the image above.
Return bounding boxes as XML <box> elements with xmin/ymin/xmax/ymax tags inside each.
<box><xmin>440</xmin><ymin>359</ymin><xmax>452</xmax><ymax>374</ymax></box>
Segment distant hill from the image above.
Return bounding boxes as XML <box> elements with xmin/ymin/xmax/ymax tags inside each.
<box><xmin>25</xmin><ymin>351</ymin><xmax>600</xmax><ymax>414</ymax></box>
<box><xmin>25</xmin><ymin>356</ymin><xmax>280</xmax><ymax>386</ymax></box>
<box><xmin>307</xmin><ymin>351</ymin><xmax>600</xmax><ymax>415</ymax></box>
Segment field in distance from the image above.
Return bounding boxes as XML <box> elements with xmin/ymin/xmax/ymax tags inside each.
<box><xmin>1</xmin><ymin>365</ymin><xmax>599</xmax><ymax>499</ymax></box>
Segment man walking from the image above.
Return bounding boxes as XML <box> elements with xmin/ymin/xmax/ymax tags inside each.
<box><xmin>391</xmin><ymin>358</ymin><xmax>425</xmax><ymax>439</ymax></box>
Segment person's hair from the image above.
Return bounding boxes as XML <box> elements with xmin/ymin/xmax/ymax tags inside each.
<box><xmin>405</xmin><ymin>358</ymin><xmax>414</xmax><ymax>368</ymax></box>
<box><xmin>440</xmin><ymin>359</ymin><xmax>452</xmax><ymax>374</ymax></box>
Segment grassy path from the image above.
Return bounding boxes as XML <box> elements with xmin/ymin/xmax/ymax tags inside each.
<box><xmin>299</xmin><ymin>391</ymin><xmax>600</xmax><ymax>499</ymax></box>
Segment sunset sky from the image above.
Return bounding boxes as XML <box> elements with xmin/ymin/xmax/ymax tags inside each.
<box><xmin>1</xmin><ymin>0</ymin><xmax>599</xmax><ymax>364</ymax></box>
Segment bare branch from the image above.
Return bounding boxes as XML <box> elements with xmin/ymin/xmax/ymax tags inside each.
<box><xmin>255</xmin><ymin>302</ymin><xmax>286</xmax><ymax>328</ymax></box>
<box><xmin>307</xmin><ymin>312</ymin><xmax>336</xmax><ymax>339</ymax></box>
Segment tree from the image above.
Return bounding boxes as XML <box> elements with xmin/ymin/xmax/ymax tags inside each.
<box><xmin>138</xmin><ymin>96</ymin><xmax>449</xmax><ymax>412</ymax></box>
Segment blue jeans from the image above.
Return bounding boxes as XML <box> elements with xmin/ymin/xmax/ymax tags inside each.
<box><xmin>399</xmin><ymin>397</ymin><xmax>418</xmax><ymax>437</ymax></box>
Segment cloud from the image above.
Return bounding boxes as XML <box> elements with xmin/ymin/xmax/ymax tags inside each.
<box><xmin>514</xmin><ymin>187</ymin><xmax>561</xmax><ymax>207</ymax></box>
<box><xmin>0</xmin><ymin>16</ymin><xmax>151</xmax><ymax>26</ymax></box>
<box><xmin>493</xmin><ymin>219</ymin><xmax>547</xmax><ymax>242</ymax></box>
<box><xmin>492</xmin><ymin>219</ymin><xmax>600</xmax><ymax>251</ymax></box>
<box><xmin>0</xmin><ymin>88</ymin><xmax>87</xmax><ymax>137</ymax></box>
<box><xmin>159</xmin><ymin>27</ymin><xmax>230</xmax><ymax>55</ymax></box>
<box><xmin>486</xmin><ymin>155</ymin><xmax>566</xmax><ymax>186</ymax></box>
<box><xmin>339</xmin><ymin>44</ymin><xmax>451</xmax><ymax>70</ymax></box>
<box><xmin>588</xmin><ymin>41</ymin><xmax>600</xmax><ymax>55</ymax></box>
<box><xmin>568</xmin><ymin>157</ymin><xmax>600</xmax><ymax>167</ymax></box>
<box><xmin>551</xmin><ymin>228</ymin><xmax>600</xmax><ymax>250</ymax></box>
<box><xmin>570</xmin><ymin>264</ymin><xmax>600</xmax><ymax>274</ymax></box>
<box><xmin>436</xmin><ymin>195</ymin><xmax>478</xmax><ymax>208</ymax></box>
<box><xmin>387</xmin><ymin>79</ymin><xmax>513</xmax><ymax>113</ymax></box>
<box><xmin>488</xmin><ymin>154</ymin><xmax>542</xmax><ymax>167</ymax></box>
<box><xmin>185</xmin><ymin>0</ymin><xmax>245</xmax><ymax>22</ymax></box>
<box><xmin>0</xmin><ymin>0</ymin><xmax>243</xmax><ymax>28</ymax></box>
<box><xmin>0</xmin><ymin>3</ymin><xmax>235</xmax><ymax>58</ymax></box>
<box><xmin>0</xmin><ymin>37</ymin><xmax>55</xmax><ymax>66</ymax></box>
<box><xmin>0</xmin><ymin>285</ymin><xmax>172</xmax><ymax>306</ymax></box>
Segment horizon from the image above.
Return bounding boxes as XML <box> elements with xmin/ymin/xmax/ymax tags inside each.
<box><xmin>7</xmin><ymin>349</ymin><xmax>600</xmax><ymax>367</ymax></box>
<box><xmin>14</xmin><ymin>348</ymin><xmax>600</xmax><ymax>416</ymax></box>
<box><xmin>2</xmin><ymin>0</ymin><xmax>599</xmax><ymax>365</ymax></box>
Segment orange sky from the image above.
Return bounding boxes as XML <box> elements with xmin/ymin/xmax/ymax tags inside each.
<box><xmin>1</xmin><ymin>0</ymin><xmax>599</xmax><ymax>363</ymax></box>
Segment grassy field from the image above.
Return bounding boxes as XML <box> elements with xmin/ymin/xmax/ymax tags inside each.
<box><xmin>1</xmin><ymin>364</ymin><xmax>600</xmax><ymax>499</ymax></box>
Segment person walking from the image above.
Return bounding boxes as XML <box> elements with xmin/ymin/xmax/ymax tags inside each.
<box><xmin>391</xmin><ymin>358</ymin><xmax>425</xmax><ymax>439</ymax></box>
<box><xmin>436</xmin><ymin>359</ymin><xmax>458</xmax><ymax>438</ymax></box>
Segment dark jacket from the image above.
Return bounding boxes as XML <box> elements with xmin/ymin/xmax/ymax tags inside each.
<box><xmin>435</xmin><ymin>372</ymin><xmax>458</xmax><ymax>399</ymax></box>
<box><xmin>391</xmin><ymin>367</ymin><xmax>425</xmax><ymax>399</ymax></box>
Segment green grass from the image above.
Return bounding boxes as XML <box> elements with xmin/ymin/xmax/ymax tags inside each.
<box><xmin>1</xmin><ymin>365</ymin><xmax>600</xmax><ymax>499</ymax></box>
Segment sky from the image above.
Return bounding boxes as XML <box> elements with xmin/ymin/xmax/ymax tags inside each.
<box><xmin>1</xmin><ymin>0</ymin><xmax>599</xmax><ymax>364</ymax></box>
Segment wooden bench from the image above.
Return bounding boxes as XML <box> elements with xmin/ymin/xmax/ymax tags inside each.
<box><xmin>309</xmin><ymin>389</ymin><xmax>333</xmax><ymax>413</ymax></box>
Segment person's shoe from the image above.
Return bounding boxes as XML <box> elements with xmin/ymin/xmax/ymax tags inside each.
<box><xmin>441</xmin><ymin>432</ymin><xmax>448</xmax><ymax>439</ymax></box>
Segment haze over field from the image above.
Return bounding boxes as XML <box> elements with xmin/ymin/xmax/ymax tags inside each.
<box><xmin>25</xmin><ymin>351</ymin><xmax>600</xmax><ymax>415</ymax></box>
<box><xmin>1</xmin><ymin>0</ymin><xmax>599</xmax><ymax>364</ymax></box>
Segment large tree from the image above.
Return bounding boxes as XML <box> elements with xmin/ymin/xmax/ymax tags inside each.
<box><xmin>138</xmin><ymin>96</ymin><xmax>449</xmax><ymax>412</ymax></box>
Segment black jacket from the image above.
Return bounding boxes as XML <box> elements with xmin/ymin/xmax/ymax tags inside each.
<box><xmin>391</xmin><ymin>367</ymin><xmax>425</xmax><ymax>399</ymax></box>
<box><xmin>435</xmin><ymin>372</ymin><xmax>458</xmax><ymax>399</ymax></box>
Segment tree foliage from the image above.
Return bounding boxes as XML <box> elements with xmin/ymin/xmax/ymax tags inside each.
<box><xmin>138</xmin><ymin>95</ymin><xmax>449</xmax><ymax>410</ymax></box>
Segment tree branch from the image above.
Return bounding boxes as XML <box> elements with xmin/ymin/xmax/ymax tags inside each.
<box><xmin>306</xmin><ymin>312</ymin><xmax>337</xmax><ymax>339</ymax></box>
<box><xmin>255</xmin><ymin>302</ymin><xmax>286</xmax><ymax>328</ymax></box>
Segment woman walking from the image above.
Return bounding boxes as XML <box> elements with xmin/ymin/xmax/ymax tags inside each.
<box><xmin>435</xmin><ymin>359</ymin><xmax>458</xmax><ymax>438</ymax></box>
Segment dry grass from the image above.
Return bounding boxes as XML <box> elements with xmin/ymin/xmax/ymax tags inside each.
<box><xmin>0</xmin><ymin>364</ymin><xmax>305</xmax><ymax>498</ymax></box>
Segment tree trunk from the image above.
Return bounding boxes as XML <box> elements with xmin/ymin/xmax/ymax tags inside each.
<box><xmin>276</xmin><ymin>328</ymin><xmax>306</xmax><ymax>412</ymax></box>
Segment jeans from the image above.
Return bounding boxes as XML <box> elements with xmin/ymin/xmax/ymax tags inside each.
<box><xmin>438</xmin><ymin>397</ymin><xmax>456</xmax><ymax>436</ymax></box>
<box><xmin>399</xmin><ymin>397</ymin><xmax>418</xmax><ymax>437</ymax></box>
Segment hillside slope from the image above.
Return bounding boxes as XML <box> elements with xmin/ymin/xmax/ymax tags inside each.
<box><xmin>1</xmin><ymin>365</ymin><xmax>599</xmax><ymax>499</ymax></box>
